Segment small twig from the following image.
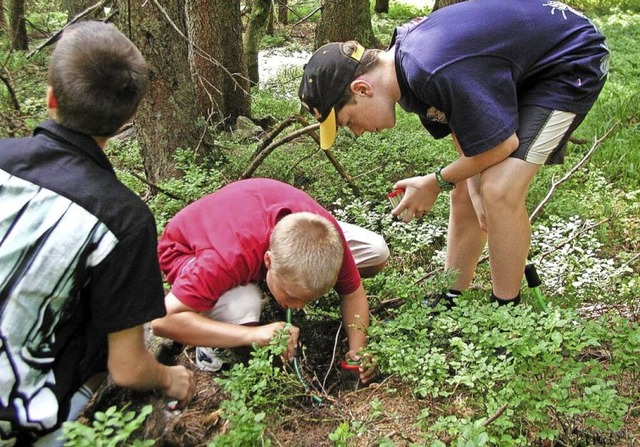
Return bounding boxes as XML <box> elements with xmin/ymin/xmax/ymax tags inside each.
<box><xmin>621</xmin><ymin>252</ymin><xmax>640</xmax><ymax>269</ymax></box>
<box><xmin>322</xmin><ymin>321</ymin><xmax>343</xmax><ymax>392</ymax></box>
<box><xmin>353</xmin><ymin>165</ymin><xmax>383</xmax><ymax>180</ymax></box>
<box><xmin>291</xmin><ymin>5</ymin><xmax>322</xmax><ymax>28</ymax></box>
<box><xmin>530</xmin><ymin>123</ymin><xmax>619</xmax><ymax>221</ymax></box>
<box><xmin>129</xmin><ymin>172</ymin><xmax>185</xmax><ymax>201</ymax></box>
<box><xmin>482</xmin><ymin>403</ymin><xmax>508</xmax><ymax>427</ymax></box>
<box><xmin>285</xmin><ymin>148</ymin><xmax>322</xmax><ymax>177</ymax></box>
<box><xmin>535</xmin><ymin>217</ymin><xmax>611</xmax><ymax>262</ymax></box>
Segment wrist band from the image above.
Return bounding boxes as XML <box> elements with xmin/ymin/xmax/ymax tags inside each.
<box><xmin>434</xmin><ymin>167</ymin><xmax>455</xmax><ymax>191</ymax></box>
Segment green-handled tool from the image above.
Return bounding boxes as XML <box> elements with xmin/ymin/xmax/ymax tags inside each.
<box><xmin>286</xmin><ymin>308</ymin><xmax>323</xmax><ymax>404</ymax></box>
<box><xmin>525</xmin><ymin>263</ymin><xmax>549</xmax><ymax>312</ymax></box>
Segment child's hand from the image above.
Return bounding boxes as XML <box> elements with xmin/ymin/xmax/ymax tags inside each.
<box><xmin>254</xmin><ymin>322</ymin><xmax>300</xmax><ymax>361</ymax></box>
<box><xmin>345</xmin><ymin>351</ymin><xmax>378</xmax><ymax>384</ymax></box>
<box><xmin>163</xmin><ymin>365</ymin><xmax>196</xmax><ymax>409</ymax></box>
<box><xmin>392</xmin><ymin>175</ymin><xmax>439</xmax><ymax>222</ymax></box>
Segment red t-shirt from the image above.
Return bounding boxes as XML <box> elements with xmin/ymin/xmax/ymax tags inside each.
<box><xmin>158</xmin><ymin>178</ymin><xmax>361</xmax><ymax>311</ymax></box>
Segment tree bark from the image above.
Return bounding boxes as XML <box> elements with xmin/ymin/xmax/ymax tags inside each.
<box><xmin>374</xmin><ymin>0</ymin><xmax>389</xmax><ymax>14</ymax></box>
<box><xmin>277</xmin><ymin>0</ymin><xmax>287</xmax><ymax>25</ymax></box>
<box><xmin>0</xmin><ymin>0</ymin><xmax>6</xmax><ymax>30</ymax></box>
<box><xmin>314</xmin><ymin>0</ymin><xmax>379</xmax><ymax>49</ymax></box>
<box><xmin>9</xmin><ymin>0</ymin><xmax>28</xmax><ymax>50</ymax></box>
<box><xmin>432</xmin><ymin>0</ymin><xmax>468</xmax><ymax>12</ymax></box>
<box><xmin>244</xmin><ymin>0</ymin><xmax>271</xmax><ymax>86</ymax></box>
<box><xmin>115</xmin><ymin>0</ymin><xmax>201</xmax><ymax>183</ymax></box>
<box><xmin>186</xmin><ymin>0</ymin><xmax>250</xmax><ymax>127</ymax></box>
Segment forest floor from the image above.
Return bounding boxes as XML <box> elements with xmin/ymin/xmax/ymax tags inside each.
<box><xmin>83</xmin><ymin>300</ymin><xmax>430</xmax><ymax>447</ymax></box>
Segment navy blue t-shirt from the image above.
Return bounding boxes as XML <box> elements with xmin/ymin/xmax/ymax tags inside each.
<box><xmin>391</xmin><ymin>0</ymin><xmax>609</xmax><ymax>156</ymax></box>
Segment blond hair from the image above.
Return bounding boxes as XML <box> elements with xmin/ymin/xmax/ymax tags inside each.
<box><xmin>269</xmin><ymin>212</ymin><xmax>344</xmax><ymax>296</ymax></box>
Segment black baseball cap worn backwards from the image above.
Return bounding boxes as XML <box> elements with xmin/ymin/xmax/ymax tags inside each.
<box><xmin>298</xmin><ymin>42</ymin><xmax>365</xmax><ymax>149</ymax></box>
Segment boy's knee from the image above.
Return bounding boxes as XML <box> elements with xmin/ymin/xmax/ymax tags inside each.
<box><xmin>369</xmin><ymin>233</ymin><xmax>390</xmax><ymax>265</ymax></box>
<box><xmin>206</xmin><ymin>283</ymin><xmax>264</xmax><ymax>325</ymax></box>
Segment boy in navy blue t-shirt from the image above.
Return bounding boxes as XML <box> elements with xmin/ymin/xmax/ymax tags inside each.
<box><xmin>298</xmin><ymin>0</ymin><xmax>609</xmax><ymax>306</ymax></box>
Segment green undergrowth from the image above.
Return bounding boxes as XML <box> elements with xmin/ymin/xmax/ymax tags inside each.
<box><xmin>367</xmin><ymin>293</ymin><xmax>639</xmax><ymax>445</ymax></box>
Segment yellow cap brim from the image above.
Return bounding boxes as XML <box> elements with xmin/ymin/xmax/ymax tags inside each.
<box><xmin>319</xmin><ymin>108</ymin><xmax>337</xmax><ymax>150</ymax></box>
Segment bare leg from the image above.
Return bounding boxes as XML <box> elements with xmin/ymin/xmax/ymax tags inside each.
<box><xmin>446</xmin><ymin>179</ymin><xmax>488</xmax><ymax>291</ymax></box>
<box><xmin>481</xmin><ymin>158</ymin><xmax>540</xmax><ymax>299</ymax></box>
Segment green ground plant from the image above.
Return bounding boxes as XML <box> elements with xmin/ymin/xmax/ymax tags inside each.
<box><xmin>209</xmin><ymin>327</ymin><xmax>302</xmax><ymax>446</ymax></box>
<box><xmin>62</xmin><ymin>405</ymin><xmax>155</xmax><ymax>447</ymax></box>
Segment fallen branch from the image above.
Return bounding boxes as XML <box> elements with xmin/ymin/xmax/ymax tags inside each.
<box><xmin>483</xmin><ymin>403</ymin><xmax>508</xmax><ymax>427</ymax></box>
<box><xmin>242</xmin><ymin>122</ymin><xmax>319</xmax><ymax>177</ymax></box>
<box><xmin>0</xmin><ymin>69</ymin><xmax>20</xmax><ymax>113</ymax></box>
<box><xmin>530</xmin><ymin>123</ymin><xmax>619</xmax><ymax>221</ymax></box>
<box><xmin>292</xmin><ymin>5</ymin><xmax>322</xmax><ymax>28</ymax></box>
<box><xmin>129</xmin><ymin>172</ymin><xmax>185</xmax><ymax>202</ymax></box>
<box><xmin>250</xmin><ymin>115</ymin><xmax>298</xmax><ymax>159</ymax></box>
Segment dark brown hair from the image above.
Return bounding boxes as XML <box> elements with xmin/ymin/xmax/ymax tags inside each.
<box><xmin>47</xmin><ymin>21</ymin><xmax>148</xmax><ymax>137</ymax></box>
<box><xmin>333</xmin><ymin>41</ymin><xmax>383</xmax><ymax>112</ymax></box>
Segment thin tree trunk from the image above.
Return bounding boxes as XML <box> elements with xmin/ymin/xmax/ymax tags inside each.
<box><xmin>0</xmin><ymin>0</ymin><xmax>6</xmax><ymax>30</ymax></box>
<box><xmin>244</xmin><ymin>0</ymin><xmax>271</xmax><ymax>86</ymax></box>
<box><xmin>277</xmin><ymin>0</ymin><xmax>287</xmax><ymax>25</ymax></box>
<box><xmin>9</xmin><ymin>0</ymin><xmax>28</xmax><ymax>50</ymax></box>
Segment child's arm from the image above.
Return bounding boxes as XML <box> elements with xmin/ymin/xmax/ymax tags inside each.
<box><xmin>152</xmin><ymin>292</ymin><xmax>300</xmax><ymax>358</ymax></box>
<box><xmin>340</xmin><ymin>283</ymin><xmax>377</xmax><ymax>382</ymax></box>
<box><xmin>107</xmin><ymin>326</ymin><xmax>195</xmax><ymax>408</ymax></box>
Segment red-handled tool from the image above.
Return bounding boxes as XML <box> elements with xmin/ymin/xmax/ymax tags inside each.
<box><xmin>340</xmin><ymin>359</ymin><xmax>361</xmax><ymax>371</ymax></box>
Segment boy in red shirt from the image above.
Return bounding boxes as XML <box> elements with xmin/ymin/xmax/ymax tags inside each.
<box><xmin>152</xmin><ymin>178</ymin><xmax>388</xmax><ymax>383</ymax></box>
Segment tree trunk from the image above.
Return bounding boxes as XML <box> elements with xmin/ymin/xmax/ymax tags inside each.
<box><xmin>374</xmin><ymin>0</ymin><xmax>389</xmax><ymax>14</ymax></box>
<box><xmin>0</xmin><ymin>0</ymin><xmax>6</xmax><ymax>31</ymax></box>
<box><xmin>314</xmin><ymin>0</ymin><xmax>379</xmax><ymax>49</ymax></box>
<box><xmin>244</xmin><ymin>0</ymin><xmax>271</xmax><ymax>86</ymax></box>
<box><xmin>186</xmin><ymin>0</ymin><xmax>250</xmax><ymax>128</ymax></box>
<box><xmin>277</xmin><ymin>0</ymin><xmax>287</xmax><ymax>25</ymax></box>
<box><xmin>115</xmin><ymin>0</ymin><xmax>201</xmax><ymax>183</ymax></box>
<box><xmin>432</xmin><ymin>0</ymin><xmax>468</xmax><ymax>12</ymax></box>
<box><xmin>9</xmin><ymin>0</ymin><xmax>28</xmax><ymax>50</ymax></box>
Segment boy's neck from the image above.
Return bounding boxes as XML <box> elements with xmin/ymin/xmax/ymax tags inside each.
<box><xmin>378</xmin><ymin>50</ymin><xmax>402</xmax><ymax>102</ymax></box>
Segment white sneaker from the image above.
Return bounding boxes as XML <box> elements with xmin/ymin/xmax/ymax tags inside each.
<box><xmin>195</xmin><ymin>347</ymin><xmax>237</xmax><ymax>372</ymax></box>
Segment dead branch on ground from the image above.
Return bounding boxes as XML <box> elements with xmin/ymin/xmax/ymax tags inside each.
<box><xmin>529</xmin><ymin>123</ymin><xmax>619</xmax><ymax>221</ymax></box>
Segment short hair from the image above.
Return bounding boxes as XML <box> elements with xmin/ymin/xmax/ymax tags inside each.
<box><xmin>269</xmin><ymin>212</ymin><xmax>344</xmax><ymax>297</ymax></box>
<box><xmin>47</xmin><ymin>21</ymin><xmax>148</xmax><ymax>137</ymax></box>
<box><xmin>333</xmin><ymin>41</ymin><xmax>383</xmax><ymax>113</ymax></box>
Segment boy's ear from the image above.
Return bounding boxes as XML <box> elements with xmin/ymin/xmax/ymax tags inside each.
<box><xmin>350</xmin><ymin>78</ymin><xmax>373</xmax><ymax>97</ymax></box>
<box><xmin>263</xmin><ymin>250</ymin><xmax>272</xmax><ymax>269</ymax></box>
<box><xmin>46</xmin><ymin>86</ymin><xmax>58</xmax><ymax>110</ymax></box>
